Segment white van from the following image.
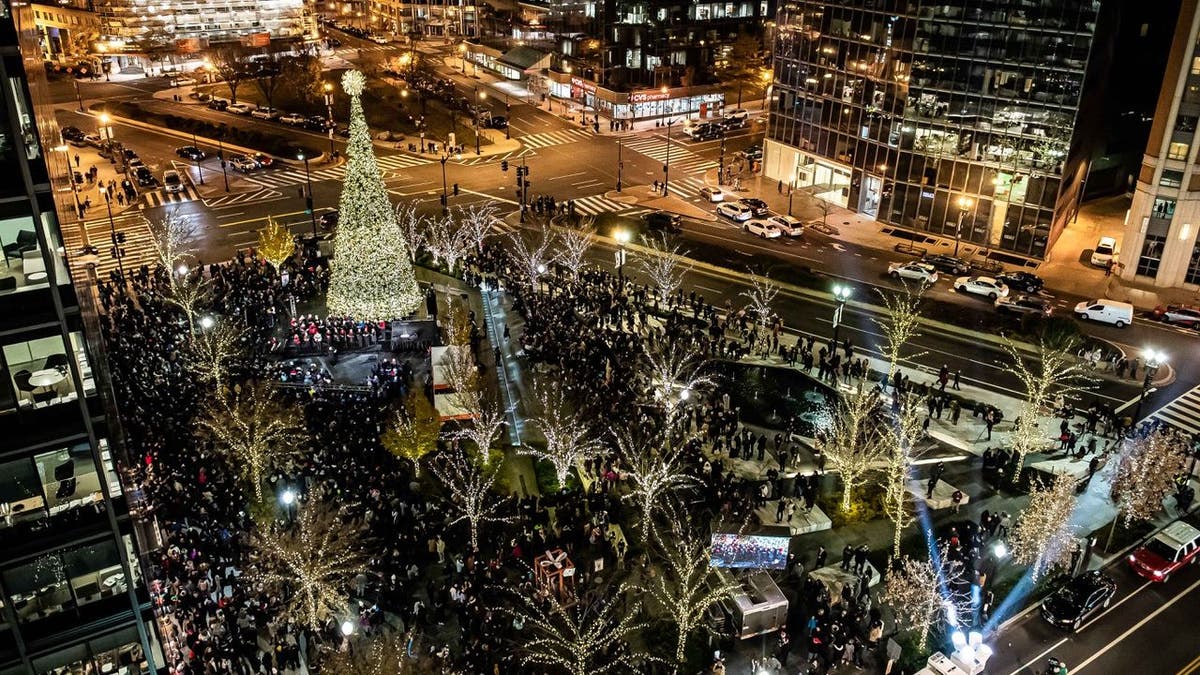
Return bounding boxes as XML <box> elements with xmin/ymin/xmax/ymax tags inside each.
<box><xmin>1073</xmin><ymin>299</ymin><xmax>1133</xmax><ymax>328</ymax></box>
<box><xmin>1090</xmin><ymin>236</ymin><xmax>1118</xmax><ymax>267</ymax></box>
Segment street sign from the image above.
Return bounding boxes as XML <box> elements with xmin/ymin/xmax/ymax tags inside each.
<box><xmin>832</xmin><ymin>304</ymin><xmax>843</xmax><ymax>328</ymax></box>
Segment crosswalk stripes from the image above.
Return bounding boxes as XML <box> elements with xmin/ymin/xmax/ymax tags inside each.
<box><xmin>244</xmin><ymin>153</ymin><xmax>433</xmax><ymax>189</ymax></box>
<box><xmin>518</xmin><ymin>129</ymin><xmax>592</xmax><ymax>149</ymax></box>
<box><xmin>1147</xmin><ymin>384</ymin><xmax>1200</xmax><ymax>434</ymax></box>
<box><xmin>455</xmin><ymin>149</ymin><xmax>537</xmax><ymax>167</ymax></box>
<box><xmin>622</xmin><ymin>135</ymin><xmax>720</xmax><ymax>174</ymax></box>
<box><xmin>204</xmin><ymin>188</ymin><xmax>283</xmax><ymax>208</ymax></box>
<box><xmin>141</xmin><ymin>185</ymin><xmax>201</xmax><ymax>208</ymax></box>
<box><xmin>570</xmin><ymin>194</ymin><xmax>645</xmax><ymax>217</ymax></box>
<box><xmin>60</xmin><ymin>212</ymin><xmax>158</xmax><ymax>277</ymax></box>
<box><xmin>664</xmin><ymin>176</ymin><xmax>708</xmax><ymax>200</ymax></box>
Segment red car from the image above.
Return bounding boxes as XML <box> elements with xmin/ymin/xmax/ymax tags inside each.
<box><xmin>1149</xmin><ymin>304</ymin><xmax>1200</xmax><ymax>327</ymax></box>
<box><xmin>1128</xmin><ymin>521</ymin><xmax>1200</xmax><ymax>582</ymax></box>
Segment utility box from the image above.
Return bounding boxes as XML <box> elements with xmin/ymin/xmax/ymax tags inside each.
<box><xmin>715</xmin><ymin>569</ymin><xmax>788</xmax><ymax>639</ymax></box>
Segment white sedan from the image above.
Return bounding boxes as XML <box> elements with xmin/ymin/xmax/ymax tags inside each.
<box><xmin>766</xmin><ymin>214</ymin><xmax>804</xmax><ymax>237</ymax></box>
<box><xmin>888</xmin><ymin>261</ymin><xmax>939</xmax><ymax>284</ymax></box>
<box><xmin>743</xmin><ymin>219</ymin><xmax>783</xmax><ymax>238</ymax></box>
<box><xmin>954</xmin><ymin>275</ymin><xmax>1009</xmax><ymax>299</ymax></box>
<box><xmin>717</xmin><ymin>202</ymin><xmax>753</xmax><ymax>222</ymax></box>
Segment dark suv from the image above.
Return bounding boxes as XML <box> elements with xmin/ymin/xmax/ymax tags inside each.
<box><xmin>644</xmin><ymin>211</ymin><xmax>681</xmax><ymax>233</ymax></box>
<box><xmin>922</xmin><ymin>254</ymin><xmax>971</xmax><ymax>276</ymax></box>
<box><xmin>997</xmin><ymin>271</ymin><xmax>1044</xmax><ymax>293</ymax></box>
<box><xmin>738</xmin><ymin>198</ymin><xmax>770</xmax><ymax>217</ymax></box>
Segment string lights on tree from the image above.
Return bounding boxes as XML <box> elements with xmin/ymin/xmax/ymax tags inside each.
<box><xmin>557</xmin><ymin>223</ymin><xmax>594</xmax><ymax>281</ymax></box>
<box><xmin>380</xmin><ymin>390</ymin><xmax>443</xmax><ymax>476</ymax></box>
<box><xmin>873</xmin><ymin>284</ymin><xmax>928</xmax><ymax>382</ymax></box>
<box><xmin>1003</xmin><ymin>335</ymin><xmax>1093</xmax><ymax>473</ymax></box>
<box><xmin>1007</xmin><ymin>471</ymin><xmax>1079</xmax><ymax>580</ymax></box>
<box><xmin>507</xmin><ymin>222</ymin><xmax>557</xmax><ymax>290</ymax></box>
<box><xmin>318</xmin><ymin>629</ymin><xmax>417</xmax><ymax>675</ymax></box>
<box><xmin>251</xmin><ymin>500</ymin><xmax>370</xmax><ymax>631</ymax></box>
<box><xmin>326</xmin><ymin>70</ymin><xmax>421</xmax><ymax>321</ymax></box>
<box><xmin>881</xmin><ymin>394</ymin><xmax>928</xmax><ymax>556</ymax></box>
<box><xmin>882</xmin><ymin>546</ymin><xmax>972</xmax><ymax>652</ymax></box>
<box><xmin>148</xmin><ymin>210</ymin><xmax>199</xmax><ymax>281</ymax></box>
<box><xmin>187</xmin><ymin>316</ymin><xmax>246</xmax><ymax>387</ymax></box>
<box><xmin>637</xmin><ymin>233</ymin><xmax>690</xmax><ymax>303</ymax></box>
<box><xmin>525</xmin><ymin>379</ymin><xmax>602</xmax><ymax>486</ymax></box>
<box><xmin>195</xmin><ymin>383</ymin><xmax>305</xmax><ymax>503</ymax></box>
<box><xmin>640</xmin><ymin>339</ymin><xmax>713</xmax><ymax>425</ymax></box>
<box><xmin>740</xmin><ymin>272</ymin><xmax>779</xmax><ymax>353</ymax></box>
<box><xmin>428</xmin><ymin>446</ymin><xmax>514</xmax><ymax>550</ymax></box>
<box><xmin>1110</xmin><ymin>431</ymin><xmax>1189</xmax><ymax>526</ymax></box>
<box><xmin>256</xmin><ymin>216</ymin><xmax>296</xmax><ymax>270</ymax></box>
<box><xmin>816</xmin><ymin>390</ymin><xmax>887</xmax><ymax>511</ymax></box>
<box><xmin>614</xmin><ymin>426</ymin><xmax>697</xmax><ymax>536</ymax></box>
<box><xmin>394</xmin><ymin>202</ymin><xmax>427</xmax><ymax>263</ymax></box>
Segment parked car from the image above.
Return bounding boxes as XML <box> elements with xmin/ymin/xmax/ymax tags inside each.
<box><xmin>133</xmin><ymin>165</ymin><xmax>156</xmax><ymax>187</ymax></box>
<box><xmin>997</xmin><ymin>271</ymin><xmax>1044</xmax><ymax>293</ymax></box>
<box><xmin>487</xmin><ymin>116</ymin><xmax>508</xmax><ymax>129</ymax></box>
<box><xmin>1040</xmin><ymin>571</ymin><xmax>1116</xmax><ymax>631</ymax></box>
<box><xmin>888</xmin><ymin>261</ymin><xmax>939</xmax><ymax>284</ymax></box>
<box><xmin>82</xmin><ymin>133</ymin><xmax>102</xmax><ymax>147</ymax></box>
<box><xmin>305</xmin><ymin>115</ymin><xmax>333</xmax><ymax>132</ymax></box>
<box><xmin>740</xmin><ymin>145</ymin><xmax>763</xmax><ymax>161</ymax></box>
<box><xmin>738</xmin><ymin>198</ymin><xmax>770</xmax><ymax>217</ymax></box>
<box><xmin>229</xmin><ymin>154</ymin><xmax>259</xmax><ymax>172</ymax></box>
<box><xmin>60</xmin><ymin>126</ymin><xmax>84</xmax><ymax>143</ymax></box>
<box><xmin>1090</xmin><ymin>236</ymin><xmax>1118</xmax><ymax>267</ymax></box>
<box><xmin>923</xmin><ymin>254</ymin><xmax>971</xmax><ymax>276</ymax></box>
<box><xmin>717</xmin><ymin>202</ymin><xmax>753</xmax><ymax>222</ymax></box>
<box><xmin>684</xmin><ymin>122</ymin><xmax>722</xmax><ymax>141</ymax></box>
<box><xmin>175</xmin><ymin>145</ymin><xmax>206</xmax><ymax>161</ymax></box>
<box><xmin>723</xmin><ymin>108</ymin><xmax>749</xmax><ymax>123</ymax></box>
<box><xmin>1149</xmin><ymin>304</ymin><xmax>1200</xmax><ymax>327</ymax></box>
<box><xmin>644</xmin><ymin>211</ymin><xmax>681</xmax><ymax>233</ymax></box>
<box><xmin>1073</xmin><ymin>299</ymin><xmax>1133</xmax><ymax>328</ymax></box>
<box><xmin>743</xmin><ymin>219</ymin><xmax>782</xmax><ymax>238</ymax></box>
<box><xmin>370</xmin><ymin>34</ymin><xmax>389</xmax><ymax>44</ymax></box>
<box><xmin>162</xmin><ymin>169</ymin><xmax>184</xmax><ymax>193</ymax></box>
<box><xmin>226</xmin><ymin>103</ymin><xmax>256</xmax><ymax>115</ymax></box>
<box><xmin>995</xmin><ymin>294</ymin><xmax>1052</xmax><ymax>317</ymax></box>
<box><xmin>720</xmin><ymin>116</ymin><xmax>747</xmax><ymax>130</ymax></box>
<box><xmin>1129</xmin><ymin>521</ymin><xmax>1200</xmax><ymax>582</ymax></box>
<box><xmin>169</xmin><ymin>76</ymin><xmax>197</xmax><ymax>87</ymax></box>
<box><xmin>953</xmin><ymin>276</ymin><xmax>1009</xmax><ymax>299</ymax></box>
<box><xmin>279</xmin><ymin>112</ymin><xmax>308</xmax><ymax>125</ymax></box>
<box><xmin>699</xmin><ymin>186</ymin><xmax>724</xmax><ymax>203</ymax></box>
<box><xmin>250</xmin><ymin>107</ymin><xmax>281</xmax><ymax>120</ymax></box>
<box><xmin>208</xmin><ymin>98</ymin><xmax>230</xmax><ymax>110</ymax></box>
<box><xmin>765</xmin><ymin>214</ymin><xmax>804</xmax><ymax>237</ymax></box>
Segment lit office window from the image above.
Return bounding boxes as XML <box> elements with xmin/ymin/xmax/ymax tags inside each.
<box><xmin>1168</xmin><ymin>142</ymin><xmax>1190</xmax><ymax>160</ymax></box>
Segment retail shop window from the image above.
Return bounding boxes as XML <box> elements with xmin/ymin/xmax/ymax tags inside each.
<box><xmin>1136</xmin><ymin>234</ymin><xmax>1166</xmax><ymax>277</ymax></box>
<box><xmin>1185</xmin><ymin>243</ymin><xmax>1200</xmax><ymax>285</ymax></box>
<box><xmin>1152</xmin><ymin>196</ymin><xmax>1177</xmax><ymax>219</ymax></box>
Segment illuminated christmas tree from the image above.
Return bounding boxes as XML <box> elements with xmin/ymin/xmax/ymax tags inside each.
<box><xmin>326</xmin><ymin>70</ymin><xmax>421</xmax><ymax>321</ymax></box>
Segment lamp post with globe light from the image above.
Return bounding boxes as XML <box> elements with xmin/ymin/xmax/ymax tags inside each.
<box><xmin>614</xmin><ymin>228</ymin><xmax>631</xmax><ymax>281</ymax></box>
<box><xmin>1133</xmin><ymin>348</ymin><xmax>1166</xmax><ymax>422</ymax></box>
<box><xmin>831</xmin><ymin>285</ymin><xmax>851</xmax><ymax>346</ymax></box>
<box><xmin>954</xmin><ymin>195</ymin><xmax>974</xmax><ymax>257</ymax></box>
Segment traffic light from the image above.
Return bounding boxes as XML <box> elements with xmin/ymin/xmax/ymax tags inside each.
<box><xmin>501</xmin><ymin>160</ymin><xmax>509</xmax><ymax>172</ymax></box>
<box><xmin>453</xmin><ymin>183</ymin><xmax>459</xmax><ymax>196</ymax></box>
<box><xmin>111</xmin><ymin>232</ymin><xmax>126</xmax><ymax>246</ymax></box>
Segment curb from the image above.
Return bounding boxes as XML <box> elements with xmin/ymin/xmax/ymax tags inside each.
<box><xmin>94</xmin><ymin>110</ymin><xmax>326</xmax><ymax>167</ymax></box>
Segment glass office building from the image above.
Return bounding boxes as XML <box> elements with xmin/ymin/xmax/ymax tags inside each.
<box><xmin>0</xmin><ymin>5</ymin><xmax>162</xmax><ymax>674</ymax></box>
<box><xmin>764</xmin><ymin>0</ymin><xmax>1115</xmax><ymax>259</ymax></box>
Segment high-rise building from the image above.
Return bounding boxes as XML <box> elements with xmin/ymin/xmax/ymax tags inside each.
<box><xmin>765</xmin><ymin>0</ymin><xmax>1117</xmax><ymax>259</ymax></box>
<box><xmin>0</xmin><ymin>5</ymin><xmax>163</xmax><ymax>673</ymax></box>
<box><xmin>1118</xmin><ymin>0</ymin><xmax>1200</xmax><ymax>288</ymax></box>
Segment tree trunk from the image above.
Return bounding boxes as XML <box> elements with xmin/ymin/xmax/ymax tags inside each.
<box><xmin>842</xmin><ymin>481</ymin><xmax>854</xmax><ymax>511</ymax></box>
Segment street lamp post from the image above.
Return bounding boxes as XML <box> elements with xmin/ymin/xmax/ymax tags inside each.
<box><xmin>830</xmin><ymin>284</ymin><xmax>851</xmax><ymax>347</ymax></box>
<box><xmin>614</xmin><ymin>228</ymin><xmax>630</xmax><ymax>281</ymax></box>
<box><xmin>297</xmin><ymin>151</ymin><xmax>316</xmax><ymax>236</ymax></box>
<box><xmin>954</xmin><ymin>195</ymin><xmax>974</xmax><ymax>257</ymax></box>
<box><xmin>280</xmin><ymin>488</ymin><xmax>296</xmax><ymax>522</ymax></box>
<box><xmin>505</xmin><ymin>94</ymin><xmax>511</xmax><ymax>140</ymax></box>
<box><xmin>1133</xmin><ymin>349</ymin><xmax>1166</xmax><ymax>422</ymax></box>
<box><xmin>474</xmin><ymin>88</ymin><xmax>486</xmax><ymax>155</ymax></box>
<box><xmin>439</xmin><ymin>151</ymin><xmax>450</xmax><ymax>215</ymax></box>
<box><xmin>788</xmin><ymin>178</ymin><xmax>796</xmax><ymax>216</ymax></box>
<box><xmin>323</xmin><ymin>82</ymin><xmax>336</xmax><ymax>157</ymax></box>
<box><xmin>718</xmin><ymin>137</ymin><xmax>726</xmax><ymax>185</ymax></box>
<box><xmin>99</xmin><ymin>185</ymin><xmax>125</xmax><ymax>278</ymax></box>
<box><xmin>662</xmin><ymin>118</ymin><xmax>677</xmax><ymax>196</ymax></box>
<box><xmin>616</xmin><ymin>136</ymin><xmax>623</xmax><ymax>192</ymax></box>
<box><xmin>190</xmin><ymin>131</ymin><xmax>204</xmax><ymax>185</ymax></box>
<box><xmin>215</xmin><ymin>133</ymin><xmax>229</xmax><ymax>192</ymax></box>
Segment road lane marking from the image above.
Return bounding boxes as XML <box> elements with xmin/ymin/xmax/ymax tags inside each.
<box><xmin>1079</xmin><ymin>579</ymin><xmax>1152</xmax><ymax>631</ymax></box>
<box><xmin>548</xmin><ymin>171</ymin><xmax>587</xmax><ymax>180</ymax></box>
<box><xmin>1004</xmin><ymin>637</ymin><xmax>1069</xmax><ymax>675</ymax></box>
<box><xmin>1073</xmin><ymin>575</ymin><xmax>1200</xmax><ymax>673</ymax></box>
<box><xmin>1177</xmin><ymin>652</ymin><xmax>1200</xmax><ymax>675</ymax></box>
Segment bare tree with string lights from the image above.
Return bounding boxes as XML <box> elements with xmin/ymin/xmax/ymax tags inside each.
<box><xmin>614</xmin><ymin>425</ymin><xmax>698</xmax><ymax>537</ymax></box>
<box><xmin>646</xmin><ymin>519</ymin><xmax>742</xmax><ymax>664</ymax></box>
<box><xmin>1008</xmin><ymin>471</ymin><xmax>1079</xmax><ymax>580</ymax></box>
<box><xmin>456</xmin><ymin>202</ymin><xmax>498</xmax><ymax>253</ymax></box>
<box><xmin>882</xmin><ymin>546</ymin><xmax>972</xmax><ymax>652</ymax></box>
<box><xmin>256</xmin><ymin>216</ymin><xmax>296</xmax><ymax>271</ymax></box>
<box><xmin>874</xmin><ymin>284</ymin><xmax>928</xmax><ymax>383</ymax></box>
<box><xmin>640</xmin><ymin>338</ymin><xmax>714</xmax><ymax>425</ymax></box>
<box><xmin>557</xmin><ymin>224</ymin><xmax>594</xmax><ymax>281</ymax></box>
<box><xmin>524</xmin><ymin>379</ymin><xmax>602</xmax><ymax>486</ymax></box>
<box><xmin>741</xmin><ymin>271</ymin><xmax>780</xmax><ymax>355</ymax></box>
<box><xmin>394</xmin><ymin>201</ymin><xmax>427</xmax><ymax>263</ymax></box>
<box><xmin>1002</xmin><ymin>335</ymin><xmax>1093</xmax><ymax>473</ymax></box>
<box><xmin>424</xmin><ymin>210</ymin><xmax>474</xmax><ymax>276</ymax></box>
<box><xmin>186</xmin><ymin>316</ymin><xmax>246</xmax><ymax>387</ymax></box>
<box><xmin>166</xmin><ymin>272</ymin><xmax>211</xmax><ymax>340</ymax></box>
<box><xmin>881</xmin><ymin>393</ymin><xmax>928</xmax><ymax>556</ymax></box>
<box><xmin>148</xmin><ymin>210</ymin><xmax>199</xmax><ymax>278</ymax></box>
<box><xmin>380</xmin><ymin>390</ymin><xmax>443</xmax><ymax>476</ymax></box>
<box><xmin>195</xmin><ymin>383</ymin><xmax>305</xmax><ymax>503</ymax></box>
<box><xmin>508</xmin><ymin>222</ymin><xmax>557</xmax><ymax>290</ymax></box>
<box><xmin>1110</xmin><ymin>431</ymin><xmax>1189</xmax><ymax>527</ymax></box>
<box><xmin>499</xmin><ymin>583</ymin><xmax>649</xmax><ymax>675</ymax></box>
<box><xmin>428</xmin><ymin>446</ymin><xmax>513</xmax><ymax>550</ymax></box>
<box><xmin>319</xmin><ymin>629</ymin><xmax>419</xmax><ymax>675</ymax></box>
<box><xmin>251</xmin><ymin>499</ymin><xmax>370</xmax><ymax>631</ymax></box>
<box><xmin>638</xmin><ymin>233</ymin><xmax>690</xmax><ymax>303</ymax></box>
<box><xmin>816</xmin><ymin>389</ymin><xmax>888</xmax><ymax>511</ymax></box>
